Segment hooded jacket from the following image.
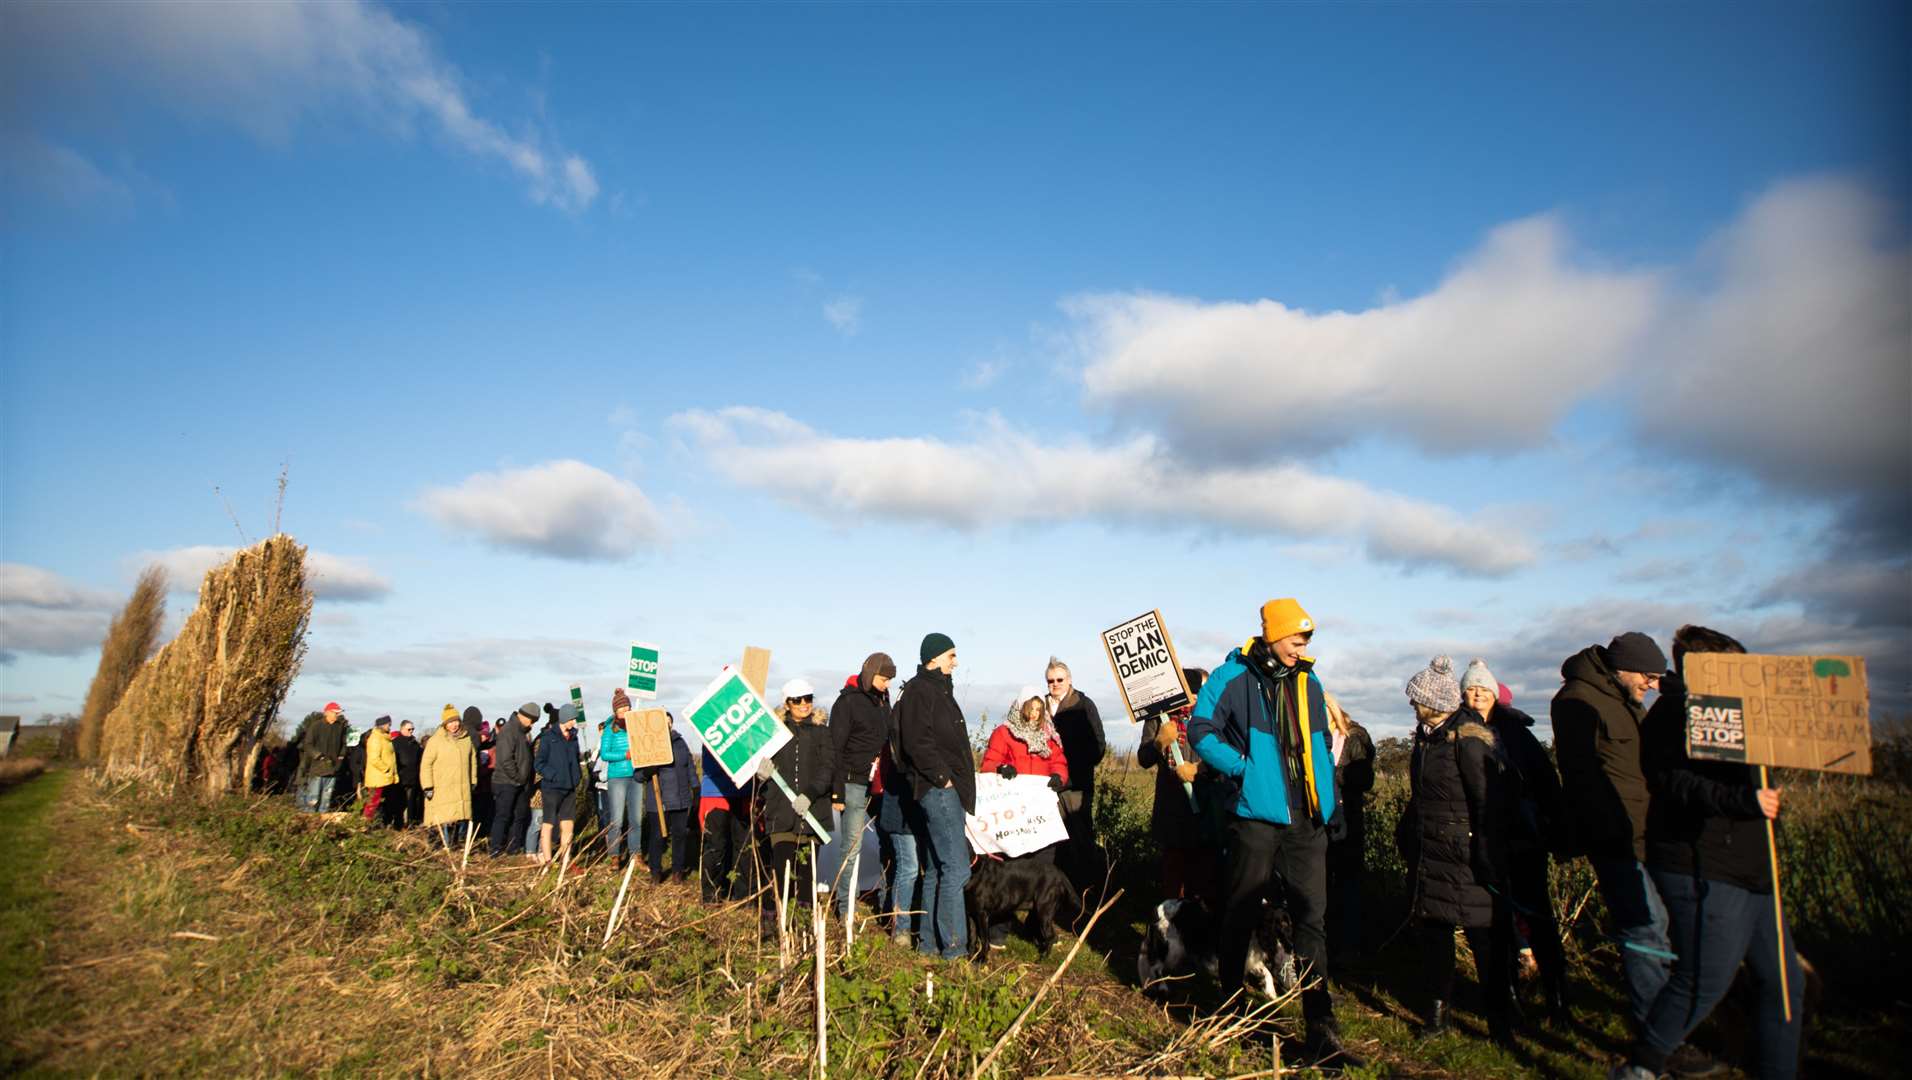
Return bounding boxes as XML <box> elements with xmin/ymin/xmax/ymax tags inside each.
<box><xmin>492</xmin><ymin>716</ymin><xmax>533</xmax><ymax>787</ymax></box>
<box><xmin>1487</xmin><ymin>703</ymin><xmax>1567</xmax><ymax>857</ymax></box>
<box><xmin>1643</xmin><ymin>673</ymin><xmax>1775</xmax><ymax>893</ymax></box>
<box><xmin>763</xmin><ymin>707</ymin><xmax>837</xmax><ymax>838</ymax></box>
<box><xmin>1187</xmin><ymin>643</ymin><xmax>1337</xmax><ymax>828</ymax></box>
<box><xmin>830</xmin><ymin>673</ymin><xmax>892</xmax><ymax>801</ymax></box>
<box><xmin>980</xmin><ymin>723</ymin><xmax>1069</xmax><ymax>784</ymax></box>
<box><xmin>363</xmin><ymin>727</ymin><xmax>399</xmax><ymax>788</ymax></box>
<box><xmin>420</xmin><ymin>728</ymin><xmax>477</xmax><ymax>826</ymax></box>
<box><xmin>893</xmin><ymin>664</ymin><xmax>977</xmax><ymax>813</ymax></box>
<box><xmin>1551</xmin><ymin>645</ymin><xmax>1651</xmax><ymax>861</ymax></box>
<box><xmin>1404</xmin><ymin>706</ymin><xmax>1509</xmax><ymax>928</ymax></box>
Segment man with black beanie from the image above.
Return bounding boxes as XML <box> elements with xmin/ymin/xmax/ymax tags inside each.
<box><xmin>893</xmin><ymin>633</ymin><xmax>974</xmax><ymax>959</ymax></box>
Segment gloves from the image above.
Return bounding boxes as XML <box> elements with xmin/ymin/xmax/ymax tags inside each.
<box><xmin>792</xmin><ymin>793</ymin><xmax>812</xmax><ymax>815</ymax></box>
<box><xmin>996</xmin><ymin>764</ymin><xmax>1019</xmax><ymax>779</ymax></box>
<box><xmin>1046</xmin><ymin>774</ymin><xmax>1065</xmax><ymax>793</ymax></box>
<box><xmin>424</xmin><ymin>789</ymin><xmax>434</xmax><ymax>800</ymax></box>
<box><xmin>756</xmin><ymin>758</ymin><xmax>775</xmax><ymax>781</ymax></box>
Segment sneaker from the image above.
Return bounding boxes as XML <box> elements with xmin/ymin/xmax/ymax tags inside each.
<box><xmin>1666</xmin><ymin>1044</ymin><xmax>1725</xmax><ymax>1077</ymax></box>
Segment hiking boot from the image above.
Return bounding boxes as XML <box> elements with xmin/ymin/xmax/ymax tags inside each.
<box><xmin>1488</xmin><ymin>1008</ymin><xmax>1519</xmax><ymax>1049</ymax></box>
<box><xmin>1300</xmin><ymin>1021</ymin><xmax>1366</xmax><ymax>1072</ymax></box>
<box><xmin>1415</xmin><ymin>999</ymin><xmax>1448</xmax><ymax>1040</ymax></box>
<box><xmin>1666</xmin><ymin>1044</ymin><xmax>1725</xmax><ymax>1077</ymax></box>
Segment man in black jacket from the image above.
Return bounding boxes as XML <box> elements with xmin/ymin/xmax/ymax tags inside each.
<box><xmin>1045</xmin><ymin>657</ymin><xmax>1106</xmax><ymax>892</ymax></box>
<box><xmin>893</xmin><ymin>633</ymin><xmax>975</xmax><ymax>959</ymax></box>
<box><xmin>392</xmin><ymin>720</ymin><xmax>425</xmax><ymax>827</ymax></box>
<box><xmin>1612</xmin><ymin>626</ymin><xmax>1803</xmax><ymax>1080</ymax></box>
<box><xmin>829</xmin><ymin>652</ymin><xmax>896</xmax><ymax>920</ymax></box>
<box><xmin>298</xmin><ymin>702</ymin><xmax>349</xmax><ymax>813</ymax></box>
<box><xmin>488</xmin><ymin>703</ymin><xmax>537</xmax><ymax>857</ymax></box>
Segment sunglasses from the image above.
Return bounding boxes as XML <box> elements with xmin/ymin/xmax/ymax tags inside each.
<box><xmin>788</xmin><ymin>695</ymin><xmax>814</xmax><ymax>704</ymax></box>
<box><xmin>1046</xmin><ymin>677</ymin><xmax>1068</xmax><ymax>684</ymax></box>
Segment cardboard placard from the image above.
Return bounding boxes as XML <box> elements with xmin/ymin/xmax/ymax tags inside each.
<box><xmin>1683</xmin><ymin>652</ymin><xmax>1872</xmax><ymax>775</ymax></box>
<box><xmin>964</xmin><ymin>773</ymin><xmax>1070</xmax><ymax>858</ymax></box>
<box><xmin>1101</xmin><ymin>609</ymin><xmax>1193</xmax><ymax>723</ymax></box>
<box><xmin>628</xmin><ymin>708</ymin><xmax>674</xmax><ymax>768</ymax></box>
<box><xmin>628</xmin><ymin>641</ymin><xmax>660</xmax><ymax>700</ymax></box>
<box><xmin>740</xmin><ymin>646</ymin><xmax>771</xmax><ymax>699</ymax></box>
<box><xmin>684</xmin><ymin>666</ymin><xmax>792</xmax><ymax>785</ymax></box>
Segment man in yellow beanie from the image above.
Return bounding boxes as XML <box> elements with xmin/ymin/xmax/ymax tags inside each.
<box><xmin>1188</xmin><ymin>598</ymin><xmax>1362</xmax><ymax>1071</ymax></box>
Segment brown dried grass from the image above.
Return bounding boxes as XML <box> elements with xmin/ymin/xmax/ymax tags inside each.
<box><xmin>99</xmin><ymin>535</ymin><xmax>312</xmax><ymax>795</ymax></box>
<box><xmin>76</xmin><ymin>564</ymin><xmax>167</xmax><ymax>761</ymax></box>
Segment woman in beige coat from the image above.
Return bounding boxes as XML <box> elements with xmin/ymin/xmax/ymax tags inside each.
<box><xmin>361</xmin><ymin>715</ymin><xmax>402</xmax><ymax>829</ymax></box>
<box><xmin>421</xmin><ymin>707</ymin><xmax>478</xmax><ymax>848</ymax></box>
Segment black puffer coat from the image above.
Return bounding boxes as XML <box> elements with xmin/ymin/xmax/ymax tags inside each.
<box><xmin>1487</xmin><ymin>704</ymin><xmax>1566</xmax><ymax>857</ymax></box>
<box><xmin>762</xmin><ymin>711</ymin><xmax>837</xmax><ymax>840</ymax></box>
<box><xmin>1404</xmin><ymin>707</ymin><xmax>1510</xmax><ymax>929</ymax></box>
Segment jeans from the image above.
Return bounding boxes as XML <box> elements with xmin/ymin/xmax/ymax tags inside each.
<box><xmin>1591</xmin><ymin>856</ymin><xmax>1674</xmax><ymax>1026</ymax></box>
<box><xmin>916</xmin><ymin>785</ymin><xmax>971</xmax><ymax>959</ymax></box>
<box><xmin>1635</xmin><ymin>870</ymin><xmax>1804</xmax><ymax>1079</ymax></box>
<box><xmin>1220</xmin><ymin>816</ymin><xmax>1333</xmax><ymax>1024</ymax></box>
<box><xmin>526</xmin><ymin>806</ymin><xmax>543</xmax><ymax>855</ymax></box>
<box><xmin>835</xmin><ymin>782</ymin><xmax>870</xmax><ymax>917</ymax></box>
<box><xmin>489</xmin><ymin>781</ymin><xmax>531</xmax><ymax>856</ymax></box>
<box><xmin>436</xmin><ymin>820</ymin><xmax>468</xmax><ymax>848</ymax></box>
<box><xmin>301</xmin><ymin>775</ymin><xmax>336</xmax><ymax>814</ymax></box>
<box><xmin>603</xmin><ymin>777</ymin><xmax>640</xmax><ymax>858</ymax></box>
<box><xmin>876</xmin><ymin>793</ymin><xmax>922</xmax><ymax>942</ymax></box>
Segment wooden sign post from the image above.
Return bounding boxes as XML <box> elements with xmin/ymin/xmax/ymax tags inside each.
<box><xmin>1684</xmin><ymin>651</ymin><xmax>1872</xmax><ymax>1024</ymax></box>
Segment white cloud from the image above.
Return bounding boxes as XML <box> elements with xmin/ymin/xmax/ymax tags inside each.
<box><xmin>7</xmin><ymin>0</ymin><xmax>598</xmax><ymax>212</ymax></box>
<box><xmin>137</xmin><ymin>546</ymin><xmax>392</xmax><ymax>602</ymax></box>
<box><xmin>672</xmin><ymin>407</ymin><xmax>1534</xmax><ymax>576</ymax></box>
<box><xmin>414</xmin><ymin>460</ymin><xmax>662</xmax><ymax>562</ymax></box>
<box><xmin>1637</xmin><ymin>177</ymin><xmax>1911</xmax><ymax>496</ymax></box>
<box><xmin>823</xmin><ymin>295</ymin><xmax>864</xmax><ymax>336</ymax></box>
<box><xmin>1072</xmin><ymin>215</ymin><xmax>1661</xmax><ymax>460</ymax></box>
<box><xmin>962</xmin><ymin>358</ymin><xmax>1008</xmax><ymax>389</ymax></box>
<box><xmin>0</xmin><ymin>564</ymin><xmax>119</xmax><ymax>661</ymax></box>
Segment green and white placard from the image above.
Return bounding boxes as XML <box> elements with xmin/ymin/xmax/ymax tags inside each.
<box><xmin>628</xmin><ymin>641</ymin><xmax>660</xmax><ymax>700</ymax></box>
<box><xmin>684</xmin><ymin>667</ymin><xmax>791</xmax><ymax>785</ymax></box>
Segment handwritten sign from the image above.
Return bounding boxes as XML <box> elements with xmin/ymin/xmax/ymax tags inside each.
<box><xmin>1101</xmin><ymin>610</ymin><xmax>1192</xmax><ymax>723</ymax></box>
<box><xmin>1684</xmin><ymin>652</ymin><xmax>1872</xmax><ymax>775</ymax></box>
<box><xmin>628</xmin><ymin>708</ymin><xmax>674</xmax><ymax>768</ymax></box>
<box><xmin>964</xmin><ymin>773</ymin><xmax>1070</xmax><ymax>858</ymax></box>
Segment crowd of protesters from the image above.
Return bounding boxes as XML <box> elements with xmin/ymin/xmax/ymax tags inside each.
<box><xmin>252</xmin><ymin>603</ymin><xmax>1803</xmax><ymax>1078</ymax></box>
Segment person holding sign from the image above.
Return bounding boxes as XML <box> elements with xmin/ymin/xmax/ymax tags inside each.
<box><xmin>1612</xmin><ymin>626</ymin><xmax>1804</xmax><ymax>1080</ymax></box>
<box><xmin>600</xmin><ymin>690</ymin><xmax>642</xmax><ymax>870</ymax></box>
<box><xmin>1187</xmin><ymin>599</ymin><xmax>1361</xmax><ymax>1070</ymax></box>
<box><xmin>757</xmin><ymin>679</ymin><xmax>838</xmax><ymax>931</ymax></box>
<box><xmin>978</xmin><ymin>688</ymin><xmax>1071</xmax><ymax>946</ymax></box>
<box><xmin>894</xmin><ymin>633</ymin><xmax>976</xmax><ymax>960</ymax></box>
<box><xmin>1136</xmin><ymin>668</ymin><xmax>1221</xmax><ymax>904</ymax></box>
<box><xmin>636</xmin><ymin>713</ymin><xmax>696</xmax><ymax>883</ymax></box>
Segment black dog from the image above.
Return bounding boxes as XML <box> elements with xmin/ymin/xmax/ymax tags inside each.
<box><xmin>964</xmin><ymin>856</ymin><xmax>1081</xmax><ymax>963</ymax></box>
<box><xmin>1137</xmin><ymin>896</ymin><xmax>1300</xmax><ymax>1000</ymax></box>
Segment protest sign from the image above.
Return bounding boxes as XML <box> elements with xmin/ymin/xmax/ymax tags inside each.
<box><xmin>628</xmin><ymin>641</ymin><xmax>660</xmax><ymax>700</ymax></box>
<box><xmin>1102</xmin><ymin>610</ymin><xmax>1192</xmax><ymax>724</ymax></box>
<box><xmin>964</xmin><ymin>773</ymin><xmax>1070</xmax><ymax>859</ymax></box>
<box><xmin>683</xmin><ymin>667</ymin><xmax>792</xmax><ymax>786</ymax></box>
<box><xmin>740</xmin><ymin>646</ymin><xmax>771</xmax><ymax>698</ymax></box>
<box><xmin>629</xmin><ymin>708</ymin><xmax>673</xmax><ymax>768</ymax></box>
<box><xmin>1684</xmin><ymin>652</ymin><xmax>1872</xmax><ymax>775</ymax></box>
<box><xmin>569</xmin><ymin>683</ymin><xmax>587</xmax><ymax>724</ymax></box>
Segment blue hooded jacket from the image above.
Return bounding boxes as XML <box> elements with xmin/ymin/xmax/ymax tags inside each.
<box><xmin>1187</xmin><ymin>643</ymin><xmax>1338</xmax><ymax>827</ymax></box>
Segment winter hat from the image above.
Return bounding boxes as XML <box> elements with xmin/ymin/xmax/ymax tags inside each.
<box><xmin>1405</xmin><ymin>655</ymin><xmax>1462</xmax><ymax>714</ymax></box>
<box><xmin>462</xmin><ymin>705</ymin><xmax>482</xmax><ymax>727</ymax></box>
<box><xmin>1011</xmin><ymin>686</ymin><xmax>1047</xmax><ymax>716</ymax></box>
<box><xmin>441</xmin><ymin>703</ymin><xmax>458</xmax><ymax>723</ymax></box>
<box><xmin>373</xmin><ymin>714</ymin><xmax>392</xmax><ymax>729</ymax></box>
<box><xmin>1607</xmin><ymin>632</ymin><xmax>1669</xmax><ymax>675</ymax></box>
<box><xmin>557</xmin><ymin>702</ymin><xmax>580</xmax><ymax>725</ymax></box>
<box><xmin>611</xmin><ymin>687</ymin><xmax>632</xmax><ymax>713</ymax></box>
<box><xmin>1460</xmin><ymin>658</ymin><xmax>1498</xmax><ymax>694</ymax></box>
<box><xmin>1497</xmin><ymin>682</ymin><xmax>1514</xmax><ymax>708</ymax></box>
<box><xmin>1259</xmin><ymin>598</ymin><xmax>1315</xmax><ymax>642</ymax></box>
<box><xmin>781</xmin><ymin>677</ymin><xmax>816</xmax><ymax>701</ymax></box>
<box><xmin>920</xmin><ymin>632</ymin><xmax>956</xmax><ymax>665</ymax></box>
<box><xmin>516</xmin><ymin>702</ymin><xmax>540</xmax><ymax>722</ymax></box>
<box><xmin>859</xmin><ymin>652</ymin><xmax>898</xmax><ymax>689</ymax></box>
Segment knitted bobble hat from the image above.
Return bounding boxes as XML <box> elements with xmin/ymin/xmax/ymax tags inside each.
<box><xmin>1406</xmin><ymin>655</ymin><xmax>1462</xmax><ymax>714</ymax></box>
<box><xmin>1460</xmin><ymin>658</ymin><xmax>1497</xmax><ymax>694</ymax></box>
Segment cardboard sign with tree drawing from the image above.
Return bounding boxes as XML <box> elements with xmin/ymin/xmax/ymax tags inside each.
<box><xmin>1683</xmin><ymin>652</ymin><xmax>1872</xmax><ymax>775</ymax></box>
<box><xmin>628</xmin><ymin>708</ymin><xmax>674</xmax><ymax>768</ymax></box>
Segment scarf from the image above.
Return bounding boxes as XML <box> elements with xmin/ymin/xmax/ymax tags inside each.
<box><xmin>1005</xmin><ymin>710</ymin><xmax>1056</xmax><ymax>758</ymax></box>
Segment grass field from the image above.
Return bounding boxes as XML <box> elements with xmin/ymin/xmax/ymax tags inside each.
<box><xmin>2</xmin><ymin>765</ymin><xmax>1906</xmax><ymax>1077</ymax></box>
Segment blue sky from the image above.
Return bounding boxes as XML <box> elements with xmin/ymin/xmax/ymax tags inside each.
<box><xmin>2</xmin><ymin>1</ymin><xmax>1907</xmax><ymax>745</ymax></box>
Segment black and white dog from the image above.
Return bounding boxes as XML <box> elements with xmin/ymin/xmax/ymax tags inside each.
<box><xmin>964</xmin><ymin>856</ymin><xmax>1081</xmax><ymax>963</ymax></box>
<box><xmin>1137</xmin><ymin>897</ymin><xmax>1300</xmax><ymax>999</ymax></box>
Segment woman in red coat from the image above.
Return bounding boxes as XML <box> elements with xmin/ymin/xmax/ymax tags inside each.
<box><xmin>978</xmin><ymin>688</ymin><xmax>1071</xmax><ymax>946</ymax></box>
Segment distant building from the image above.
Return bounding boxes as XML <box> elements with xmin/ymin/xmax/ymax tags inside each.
<box><xmin>0</xmin><ymin>716</ymin><xmax>19</xmax><ymax>757</ymax></box>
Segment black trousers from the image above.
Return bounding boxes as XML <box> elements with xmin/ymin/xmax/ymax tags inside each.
<box><xmin>642</xmin><ymin>808</ymin><xmax>691</xmax><ymax>880</ymax></box>
<box><xmin>1420</xmin><ymin>910</ymin><xmax>1513</xmax><ymax>1013</ymax></box>
<box><xmin>403</xmin><ymin>784</ymin><xmax>424</xmax><ymax>827</ymax></box>
<box><xmin>701</xmin><ymin>807</ymin><xmax>751</xmax><ymax>901</ymax></box>
<box><xmin>489</xmin><ymin>781</ymin><xmax>532</xmax><ymax>855</ymax></box>
<box><xmin>760</xmin><ymin>838</ymin><xmax>817</xmax><ymax>922</ymax></box>
<box><xmin>1220</xmin><ymin>816</ymin><xmax>1333</xmax><ymax>1023</ymax></box>
<box><xmin>377</xmin><ymin>785</ymin><xmax>405</xmax><ymax>829</ymax></box>
<box><xmin>1507</xmin><ymin>848</ymin><xmax>1566</xmax><ymax>997</ymax></box>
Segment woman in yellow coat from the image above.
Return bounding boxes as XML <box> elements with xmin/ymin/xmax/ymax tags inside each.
<box><xmin>421</xmin><ymin>705</ymin><xmax>478</xmax><ymax>848</ymax></box>
<box><xmin>361</xmin><ymin>715</ymin><xmax>401</xmax><ymax>828</ymax></box>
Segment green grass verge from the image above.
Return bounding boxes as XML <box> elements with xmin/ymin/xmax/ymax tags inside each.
<box><xmin>0</xmin><ymin>769</ymin><xmax>71</xmax><ymax>1072</ymax></box>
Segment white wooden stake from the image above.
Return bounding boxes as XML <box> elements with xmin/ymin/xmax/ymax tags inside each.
<box><xmin>814</xmin><ymin>857</ymin><xmax>828</xmax><ymax>1078</ymax></box>
<box><xmin>604</xmin><ymin>852</ymin><xmax>640</xmax><ymax>946</ymax></box>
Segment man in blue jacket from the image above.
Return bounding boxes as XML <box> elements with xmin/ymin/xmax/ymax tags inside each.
<box><xmin>1189</xmin><ymin>598</ymin><xmax>1362</xmax><ymax>1070</ymax></box>
<box><xmin>535</xmin><ymin>703</ymin><xmax>584</xmax><ymax>865</ymax></box>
